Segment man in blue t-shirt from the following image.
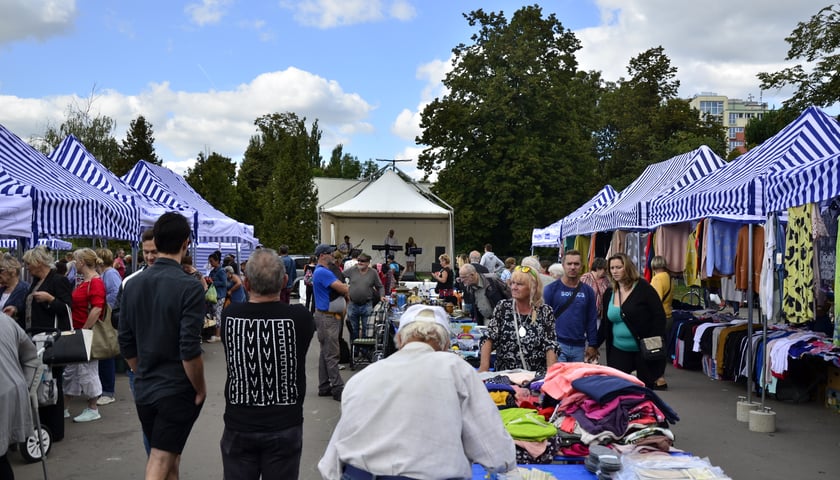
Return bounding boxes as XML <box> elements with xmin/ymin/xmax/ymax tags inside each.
<box><xmin>543</xmin><ymin>250</ymin><xmax>599</xmax><ymax>363</ymax></box>
<box><xmin>312</xmin><ymin>244</ymin><xmax>349</xmax><ymax>401</ymax></box>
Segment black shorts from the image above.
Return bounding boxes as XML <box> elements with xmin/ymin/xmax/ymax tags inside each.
<box><xmin>136</xmin><ymin>390</ymin><xmax>204</xmax><ymax>454</ymax></box>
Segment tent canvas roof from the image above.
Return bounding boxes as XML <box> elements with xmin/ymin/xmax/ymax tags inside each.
<box><xmin>322</xmin><ymin>170</ymin><xmax>450</xmax><ymax>218</ymax></box>
<box><xmin>577</xmin><ymin>145</ymin><xmax>726</xmax><ymax>234</ymax></box>
<box><xmin>648</xmin><ymin>107</ymin><xmax>840</xmax><ymax>226</ymax></box>
<box><xmin>49</xmin><ymin>135</ymin><xmax>195</xmax><ymax>230</ymax></box>
<box><xmin>531</xmin><ymin>185</ymin><xmax>617</xmax><ymax>247</ymax></box>
<box><xmin>0</xmin><ymin>123</ymin><xmax>139</xmax><ymax>240</ymax></box>
<box><xmin>122</xmin><ymin>160</ymin><xmax>257</xmax><ymax>244</ymax></box>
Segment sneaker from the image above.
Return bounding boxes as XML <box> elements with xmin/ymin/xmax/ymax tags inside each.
<box><xmin>332</xmin><ymin>388</ymin><xmax>343</xmax><ymax>401</ymax></box>
<box><xmin>64</xmin><ymin>409</ymin><xmax>70</xmax><ymax>419</ymax></box>
<box><xmin>206</xmin><ymin>336</ymin><xmax>221</xmax><ymax>343</ymax></box>
<box><xmin>96</xmin><ymin>395</ymin><xmax>116</xmax><ymax>406</ymax></box>
<box><xmin>73</xmin><ymin>408</ymin><xmax>101</xmax><ymax>423</ymax></box>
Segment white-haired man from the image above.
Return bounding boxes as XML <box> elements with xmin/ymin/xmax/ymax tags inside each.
<box><xmin>319</xmin><ymin>305</ymin><xmax>518</xmax><ymax>480</ymax></box>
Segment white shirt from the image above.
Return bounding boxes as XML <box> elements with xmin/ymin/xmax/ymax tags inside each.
<box><xmin>318</xmin><ymin>341</ymin><xmax>517</xmax><ymax>480</ymax></box>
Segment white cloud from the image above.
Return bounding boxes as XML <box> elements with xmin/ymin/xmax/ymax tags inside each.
<box><xmin>185</xmin><ymin>0</ymin><xmax>233</xmax><ymax>26</ymax></box>
<box><xmin>0</xmin><ymin>68</ymin><xmax>374</xmax><ymax>174</ymax></box>
<box><xmin>575</xmin><ymin>0</ymin><xmax>831</xmax><ymax>106</ymax></box>
<box><xmin>286</xmin><ymin>0</ymin><xmax>416</xmax><ymax>28</ymax></box>
<box><xmin>0</xmin><ymin>0</ymin><xmax>77</xmax><ymax>44</ymax></box>
<box><xmin>389</xmin><ymin>0</ymin><xmax>416</xmax><ymax>21</ymax></box>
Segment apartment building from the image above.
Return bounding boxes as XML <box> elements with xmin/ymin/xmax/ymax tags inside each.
<box><xmin>689</xmin><ymin>92</ymin><xmax>769</xmax><ymax>155</ymax></box>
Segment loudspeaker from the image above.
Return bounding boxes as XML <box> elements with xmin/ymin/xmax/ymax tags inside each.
<box><xmin>431</xmin><ymin>262</ymin><xmax>441</xmax><ymax>273</ymax></box>
<box><xmin>435</xmin><ymin>246</ymin><xmax>445</xmax><ymax>258</ymax></box>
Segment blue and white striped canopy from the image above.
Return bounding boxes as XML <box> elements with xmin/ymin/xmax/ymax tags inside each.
<box><xmin>0</xmin><ymin>237</ymin><xmax>72</xmax><ymax>251</ymax></box>
<box><xmin>766</xmin><ymin>151</ymin><xmax>840</xmax><ymax>211</ymax></box>
<box><xmin>0</xmin><ymin>168</ymin><xmax>33</xmax><ymax>237</ymax></box>
<box><xmin>49</xmin><ymin>135</ymin><xmax>196</xmax><ymax>232</ymax></box>
<box><xmin>193</xmin><ymin>242</ymin><xmax>256</xmax><ymax>270</ymax></box>
<box><xmin>540</xmin><ymin>185</ymin><xmax>618</xmax><ymax>242</ymax></box>
<box><xmin>531</xmin><ymin>220</ymin><xmax>563</xmax><ymax>247</ymax></box>
<box><xmin>0</xmin><ymin>124</ymin><xmax>139</xmax><ymax>241</ymax></box>
<box><xmin>122</xmin><ymin>160</ymin><xmax>258</xmax><ymax>245</ymax></box>
<box><xmin>648</xmin><ymin>107</ymin><xmax>840</xmax><ymax>226</ymax></box>
<box><xmin>576</xmin><ymin>145</ymin><xmax>726</xmax><ymax>234</ymax></box>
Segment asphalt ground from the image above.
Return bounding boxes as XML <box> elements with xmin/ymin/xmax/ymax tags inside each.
<box><xmin>9</xmin><ymin>309</ymin><xmax>840</xmax><ymax>480</ymax></box>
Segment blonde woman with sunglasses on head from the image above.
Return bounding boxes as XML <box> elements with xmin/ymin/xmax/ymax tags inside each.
<box><xmin>479</xmin><ymin>265</ymin><xmax>558</xmax><ymax>374</ymax></box>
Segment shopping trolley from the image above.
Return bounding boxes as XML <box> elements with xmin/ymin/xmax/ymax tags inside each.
<box><xmin>349</xmin><ymin>303</ymin><xmax>395</xmax><ymax>370</ymax></box>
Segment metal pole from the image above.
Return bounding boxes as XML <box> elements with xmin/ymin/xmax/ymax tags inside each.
<box><xmin>746</xmin><ymin>223</ymin><xmax>755</xmax><ymax>404</ymax></box>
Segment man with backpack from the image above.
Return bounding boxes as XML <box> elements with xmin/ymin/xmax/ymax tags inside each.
<box><xmin>458</xmin><ymin>263</ymin><xmax>510</xmax><ymax>325</ymax></box>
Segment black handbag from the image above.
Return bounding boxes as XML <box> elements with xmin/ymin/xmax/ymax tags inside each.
<box><xmin>639</xmin><ymin>335</ymin><xmax>666</xmax><ymax>361</ymax></box>
<box><xmin>42</xmin><ymin>328</ymin><xmax>92</xmax><ymax>365</ymax></box>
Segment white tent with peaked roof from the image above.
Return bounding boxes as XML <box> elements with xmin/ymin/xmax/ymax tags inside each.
<box><xmin>319</xmin><ymin>169</ymin><xmax>453</xmax><ymax>271</ymax></box>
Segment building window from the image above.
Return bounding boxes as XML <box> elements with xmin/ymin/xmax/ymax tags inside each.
<box><xmin>700</xmin><ymin>100</ymin><xmax>724</xmax><ymax>116</ymax></box>
<box><xmin>729</xmin><ymin>113</ymin><xmax>737</xmax><ymax>125</ymax></box>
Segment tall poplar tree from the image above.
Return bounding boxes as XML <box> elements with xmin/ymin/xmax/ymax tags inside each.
<box><xmin>237</xmin><ymin>112</ymin><xmax>320</xmax><ymax>251</ymax></box>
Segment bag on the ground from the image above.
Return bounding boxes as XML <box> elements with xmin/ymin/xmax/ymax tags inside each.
<box><xmin>640</xmin><ymin>335</ymin><xmax>666</xmax><ymax>361</ymax></box>
<box><xmin>91</xmin><ymin>309</ymin><xmax>120</xmax><ymax>360</ymax></box>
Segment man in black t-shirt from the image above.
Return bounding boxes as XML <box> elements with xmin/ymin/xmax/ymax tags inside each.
<box><xmin>219</xmin><ymin>248</ymin><xmax>315</xmax><ymax>480</ymax></box>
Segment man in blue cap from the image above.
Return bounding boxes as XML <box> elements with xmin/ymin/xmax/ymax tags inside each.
<box><xmin>312</xmin><ymin>243</ymin><xmax>349</xmax><ymax>401</ymax></box>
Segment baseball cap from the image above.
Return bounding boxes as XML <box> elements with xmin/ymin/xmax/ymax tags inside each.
<box><xmin>314</xmin><ymin>244</ymin><xmax>335</xmax><ymax>257</ymax></box>
<box><xmin>397</xmin><ymin>304</ymin><xmax>450</xmax><ymax>333</ymax></box>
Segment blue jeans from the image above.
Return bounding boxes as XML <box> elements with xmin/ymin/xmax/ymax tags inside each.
<box><xmin>557</xmin><ymin>342</ymin><xmax>585</xmax><ymax>362</ymax></box>
<box><xmin>347</xmin><ymin>302</ymin><xmax>372</xmax><ymax>341</ymax></box>
<box><xmin>221</xmin><ymin>425</ymin><xmax>303</xmax><ymax>480</ymax></box>
<box><xmin>98</xmin><ymin>357</ymin><xmax>116</xmax><ymax>396</ymax></box>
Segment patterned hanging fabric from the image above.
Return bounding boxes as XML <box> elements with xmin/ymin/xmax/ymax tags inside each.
<box><xmin>834</xmin><ymin>218</ymin><xmax>840</xmax><ymax>346</ymax></box>
<box><xmin>783</xmin><ymin>203</ymin><xmax>815</xmax><ymax>324</ymax></box>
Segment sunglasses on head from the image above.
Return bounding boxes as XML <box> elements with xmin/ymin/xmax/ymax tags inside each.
<box><xmin>514</xmin><ymin>265</ymin><xmax>538</xmax><ymax>279</ymax></box>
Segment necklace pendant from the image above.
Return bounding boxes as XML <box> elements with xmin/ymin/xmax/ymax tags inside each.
<box><xmin>518</xmin><ymin>325</ymin><xmax>527</xmax><ymax>337</ymax></box>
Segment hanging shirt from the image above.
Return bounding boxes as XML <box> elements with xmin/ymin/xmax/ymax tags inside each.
<box><xmin>783</xmin><ymin>204</ymin><xmax>815</xmax><ymax>324</ymax></box>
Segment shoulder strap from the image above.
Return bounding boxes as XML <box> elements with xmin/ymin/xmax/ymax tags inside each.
<box><xmin>554</xmin><ymin>282</ymin><xmax>583</xmax><ymax>318</ymax></box>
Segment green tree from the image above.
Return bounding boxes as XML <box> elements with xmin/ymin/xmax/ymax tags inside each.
<box><xmin>37</xmin><ymin>95</ymin><xmax>121</xmax><ymax>171</ymax></box>
<box><xmin>417</xmin><ymin>5</ymin><xmax>601</xmax><ymax>253</ymax></box>
<box><xmin>361</xmin><ymin>160</ymin><xmax>379</xmax><ymax>178</ymax></box>
<box><xmin>239</xmin><ymin>112</ymin><xmax>320</xmax><ymax>251</ymax></box>
<box><xmin>322</xmin><ymin>144</ymin><xmax>363</xmax><ymax>178</ymax></box>
<box><xmin>758</xmin><ymin>5</ymin><xmax>840</xmax><ymax>110</ymax></box>
<box><xmin>236</xmin><ymin>135</ymin><xmax>271</xmax><ymax>229</ymax></box>
<box><xmin>596</xmin><ymin>47</ymin><xmax>725</xmax><ymax>189</ymax></box>
<box><xmin>184</xmin><ymin>151</ymin><xmax>238</xmax><ymax>215</ymax></box>
<box><xmin>118</xmin><ymin>115</ymin><xmax>161</xmax><ymax>176</ymax></box>
<box><xmin>744</xmin><ymin>108</ymin><xmax>801</xmax><ymax>148</ymax></box>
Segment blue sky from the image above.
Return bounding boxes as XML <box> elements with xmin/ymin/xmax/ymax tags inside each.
<box><xmin>0</xmin><ymin>0</ymin><xmax>831</xmax><ymax>178</ymax></box>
